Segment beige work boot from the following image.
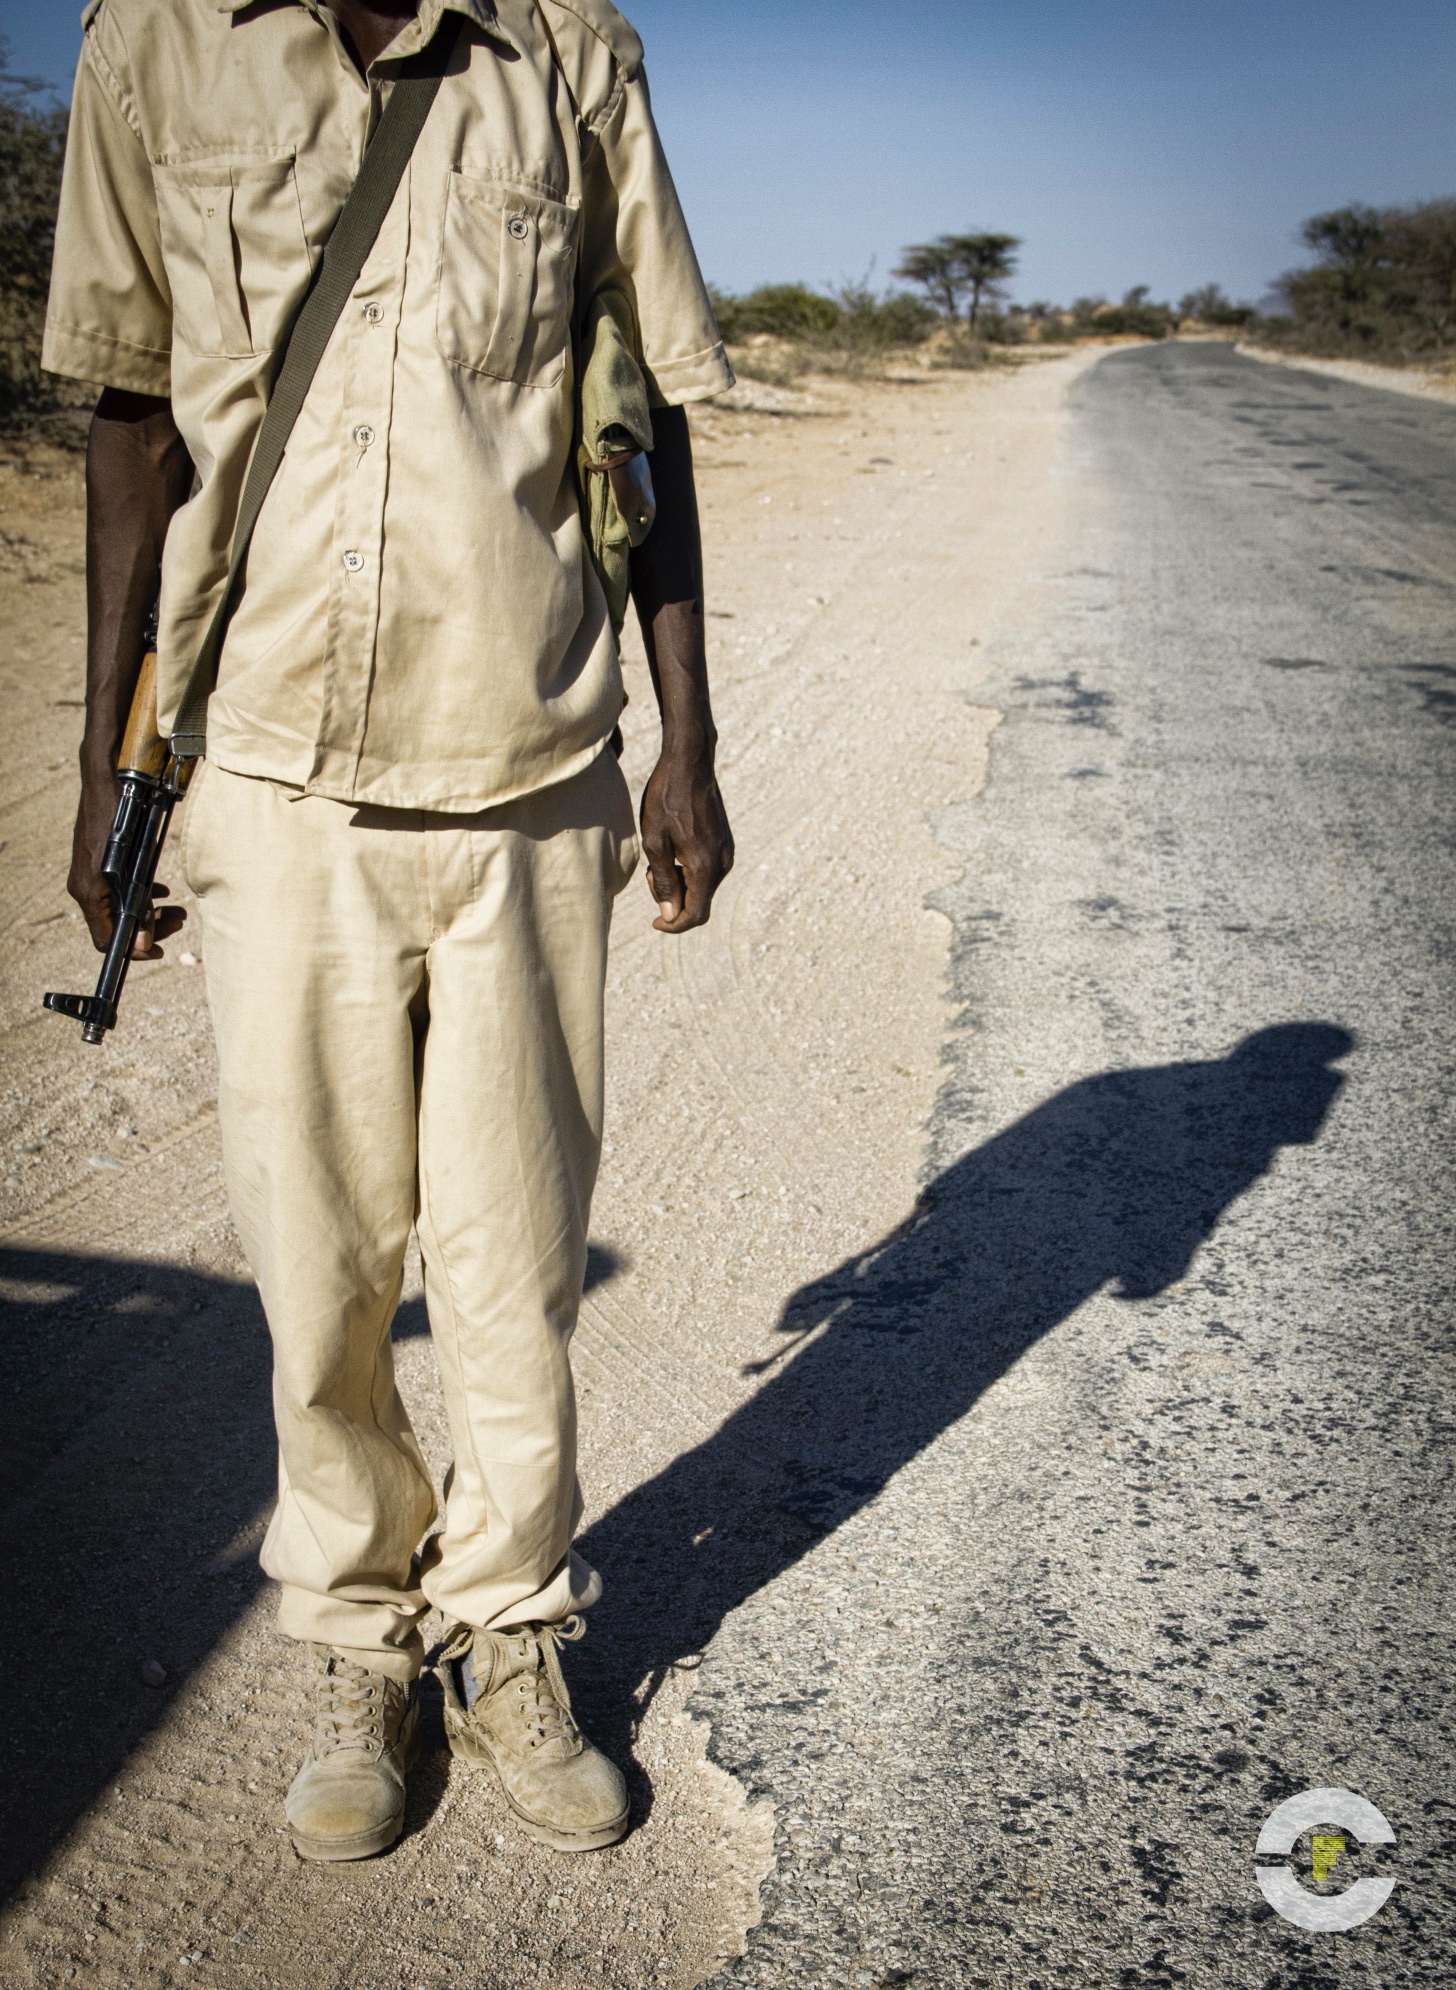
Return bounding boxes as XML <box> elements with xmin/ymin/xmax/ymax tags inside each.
<box><xmin>438</xmin><ymin>1616</ymin><xmax>628</xmax><ymax>1851</ymax></box>
<box><xmin>285</xmin><ymin>1648</ymin><xmax>420</xmax><ymax>1862</ymax></box>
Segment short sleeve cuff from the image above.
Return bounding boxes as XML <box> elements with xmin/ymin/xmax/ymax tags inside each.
<box><xmin>644</xmin><ymin>340</ymin><xmax>735</xmax><ymax>407</ymax></box>
<box><xmin>42</xmin><ymin>318</ymin><xmax>172</xmax><ymax>397</ymax></box>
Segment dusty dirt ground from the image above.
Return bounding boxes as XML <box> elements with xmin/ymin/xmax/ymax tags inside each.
<box><xmin>0</xmin><ymin>347</ymin><xmax>1096</xmax><ymax>1989</ymax></box>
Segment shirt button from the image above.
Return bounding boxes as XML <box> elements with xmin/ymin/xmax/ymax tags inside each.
<box><xmin>360</xmin><ymin>301</ymin><xmax>383</xmax><ymax>324</ymax></box>
<box><xmin>353</xmin><ymin>423</ymin><xmax>376</xmax><ymax>448</ymax></box>
<box><xmin>342</xmin><ymin>550</ymin><xmax>365</xmax><ymax>573</ymax></box>
<box><xmin>506</xmin><ymin>215</ymin><xmax>530</xmax><ymax>241</ymax></box>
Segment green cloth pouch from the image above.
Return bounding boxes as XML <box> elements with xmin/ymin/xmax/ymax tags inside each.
<box><xmin>576</xmin><ymin>290</ymin><xmax>656</xmax><ymax>635</ymax></box>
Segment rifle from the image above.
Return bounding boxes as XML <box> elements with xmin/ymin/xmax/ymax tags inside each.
<box><xmin>43</xmin><ymin>626</ymin><xmax>194</xmax><ymax>1045</ymax></box>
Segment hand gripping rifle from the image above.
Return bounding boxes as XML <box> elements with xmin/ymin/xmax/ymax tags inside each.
<box><xmin>44</xmin><ymin>624</ymin><xmax>194</xmax><ymax>1045</ymax></box>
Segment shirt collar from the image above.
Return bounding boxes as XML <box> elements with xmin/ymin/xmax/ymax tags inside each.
<box><xmin>213</xmin><ymin>0</ymin><xmax>516</xmax><ymax>57</ymax></box>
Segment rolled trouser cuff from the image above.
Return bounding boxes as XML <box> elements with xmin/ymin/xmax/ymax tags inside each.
<box><xmin>429</xmin><ymin>1545</ymin><xmax>603</xmax><ymax>1635</ymax></box>
<box><xmin>275</xmin><ymin>1584</ymin><xmax>429</xmax><ymax>1683</ymax></box>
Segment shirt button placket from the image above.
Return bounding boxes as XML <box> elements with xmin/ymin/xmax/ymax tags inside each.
<box><xmin>326</xmin><ymin>214</ymin><xmax>400</xmax><ymax>777</ymax></box>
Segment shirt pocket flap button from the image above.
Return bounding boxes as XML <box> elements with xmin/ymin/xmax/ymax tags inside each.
<box><xmin>436</xmin><ymin>172</ymin><xmax>578</xmax><ymax>389</ymax></box>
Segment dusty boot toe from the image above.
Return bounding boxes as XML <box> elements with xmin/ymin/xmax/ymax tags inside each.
<box><xmin>286</xmin><ymin>1752</ymin><xmax>405</xmax><ymax>1859</ymax></box>
<box><xmin>496</xmin><ymin>1726</ymin><xmax>628</xmax><ymax>1849</ymax></box>
<box><xmin>285</xmin><ymin>1650</ymin><xmax>419</xmax><ymax>1863</ymax></box>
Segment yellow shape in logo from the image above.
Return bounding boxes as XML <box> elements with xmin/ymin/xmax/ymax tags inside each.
<box><xmin>1311</xmin><ymin>1834</ymin><xmax>1345</xmax><ymax>1884</ymax></box>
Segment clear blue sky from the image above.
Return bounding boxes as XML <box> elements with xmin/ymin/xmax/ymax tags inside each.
<box><xmin>5</xmin><ymin>0</ymin><xmax>1453</xmax><ymax>307</ymax></box>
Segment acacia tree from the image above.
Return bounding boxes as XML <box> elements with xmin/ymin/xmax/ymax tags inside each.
<box><xmin>895</xmin><ymin>231</ymin><xmax>1021</xmax><ymax>330</ymax></box>
<box><xmin>945</xmin><ymin>232</ymin><xmax>1021</xmax><ymax>328</ymax></box>
<box><xmin>1302</xmin><ymin>204</ymin><xmax>1385</xmax><ymax>271</ymax></box>
<box><xmin>893</xmin><ymin>240</ymin><xmax>968</xmax><ymax>319</ymax></box>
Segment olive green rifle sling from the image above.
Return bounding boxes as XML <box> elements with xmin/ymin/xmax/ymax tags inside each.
<box><xmin>169</xmin><ymin>15</ymin><xmax>462</xmax><ymax>757</ymax></box>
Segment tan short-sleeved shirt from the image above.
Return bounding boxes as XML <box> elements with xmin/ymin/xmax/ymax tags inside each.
<box><xmin>44</xmin><ymin>0</ymin><xmax>731</xmax><ymax>811</ymax></box>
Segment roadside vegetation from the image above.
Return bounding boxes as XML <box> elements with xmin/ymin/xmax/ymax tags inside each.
<box><xmin>713</xmin><ymin>232</ymin><xmax>1266</xmax><ymax>383</ymax></box>
<box><xmin>714</xmin><ymin>205</ymin><xmax>1456</xmax><ymax>385</ymax></box>
<box><xmin>1249</xmin><ymin>201</ymin><xmax>1456</xmax><ymax>364</ymax></box>
<box><xmin>0</xmin><ymin>41</ymin><xmax>73</xmax><ymax>428</ymax></box>
<box><xmin>712</xmin><ymin>269</ymin><xmax>1254</xmax><ymax>385</ymax></box>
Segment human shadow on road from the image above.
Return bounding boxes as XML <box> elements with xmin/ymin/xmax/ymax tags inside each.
<box><xmin>573</xmin><ymin>1023</ymin><xmax>1353</xmax><ymax>1767</ymax></box>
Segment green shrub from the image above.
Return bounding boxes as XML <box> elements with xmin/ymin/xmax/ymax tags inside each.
<box><xmin>0</xmin><ymin>42</ymin><xmax>68</xmax><ymax>419</ymax></box>
<box><xmin>1020</xmin><ymin>303</ymin><xmax>1071</xmax><ymax>343</ymax></box>
<box><xmin>708</xmin><ymin>277</ymin><xmax>937</xmax><ymax>368</ymax></box>
<box><xmin>1178</xmin><ymin>283</ymin><xmax>1254</xmax><ymax>327</ymax></box>
<box><xmin>979</xmin><ymin>307</ymin><xmax>1030</xmax><ymax>345</ymax></box>
<box><xmin>1257</xmin><ymin>199</ymin><xmax>1456</xmax><ymax>360</ymax></box>
<box><xmin>1065</xmin><ymin>296</ymin><xmax>1165</xmax><ymax>338</ymax></box>
<box><xmin>826</xmin><ymin>279</ymin><xmax>936</xmax><ymax>351</ymax></box>
<box><xmin>1071</xmin><ymin>287</ymin><xmax>1175</xmax><ymax>339</ymax></box>
<box><xmin>712</xmin><ymin>282</ymin><xmax>841</xmax><ymax>342</ymax></box>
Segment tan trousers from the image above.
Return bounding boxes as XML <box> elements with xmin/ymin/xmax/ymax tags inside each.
<box><xmin>184</xmin><ymin>750</ymin><xmax>638</xmax><ymax>1681</ymax></box>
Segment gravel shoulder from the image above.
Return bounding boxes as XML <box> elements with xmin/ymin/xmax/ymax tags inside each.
<box><xmin>1235</xmin><ymin>339</ymin><xmax>1456</xmax><ymax>404</ymax></box>
<box><xmin>0</xmin><ymin>351</ymin><xmax>1094</xmax><ymax>1988</ymax></box>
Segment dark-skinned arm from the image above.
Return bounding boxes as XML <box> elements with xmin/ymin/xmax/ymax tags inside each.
<box><xmin>70</xmin><ymin>387</ymin><xmax>195</xmax><ymax>954</ymax></box>
<box><xmin>628</xmin><ymin>403</ymin><xmax>733</xmax><ymax>933</ymax></box>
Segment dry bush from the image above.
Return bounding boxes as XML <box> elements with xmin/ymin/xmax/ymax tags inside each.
<box><xmin>0</xmin><ymin>43</ymin><xmax>73</xmax><ymax>424</ymax></box>
<box><xmin>1251</xmin><ymin>200</ymin><xmax>1456</xmax><ymax>363</ymax></box>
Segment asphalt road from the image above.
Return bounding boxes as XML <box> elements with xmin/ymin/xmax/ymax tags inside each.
<box><xmin>691</xmin><ymin>345</ymin><xmax>1456</xmax><ymax>1989</ymax></box>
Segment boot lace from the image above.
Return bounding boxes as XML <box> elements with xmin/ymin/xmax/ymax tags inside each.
<box><xmin>444</xmin><ymin>1615</ymin><xmax>586</xmax><ymax>1751</ymax></box>
<box><xmin>312</xmin><ymin>1649</ymin><xmax>388</xmax><ymax>1759</ymax></box>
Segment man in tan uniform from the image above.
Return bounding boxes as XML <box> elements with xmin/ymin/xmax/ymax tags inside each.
<box><xmin>46</xmin><ymin>0</ymin><xmax>734</xmax><ymax>1860</ymax></box>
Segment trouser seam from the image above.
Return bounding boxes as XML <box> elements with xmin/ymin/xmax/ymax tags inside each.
<box><xmin>415</xmin><ymin>1132</ymin><xmax>490</xmax><ymax>1525</ymax></box>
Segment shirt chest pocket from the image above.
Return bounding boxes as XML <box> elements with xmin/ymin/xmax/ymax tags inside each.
<box><xmin>154</xmin><ymin>155</ymin><xmax>311</xmax><ymax>360</ymax></box>
<box><xmin>435</xmin><ymin>172</ymin><xmax>579</xmax><ymax>389</ymax></box>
